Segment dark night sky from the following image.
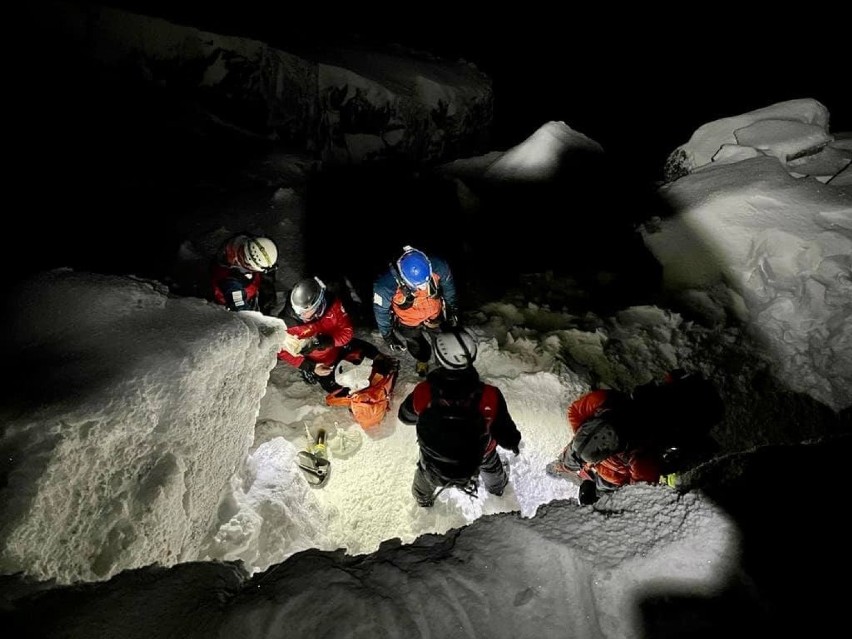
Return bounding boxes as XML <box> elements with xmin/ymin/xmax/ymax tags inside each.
<box><xmin>18</xmin><ymin>2</ymin><xmax>849</xmax><ymax>281</ymax></box>
<box><xmin>100</xmin><ymin>1</ymin><xmax>850</xmax><ymax>167</ymax></box>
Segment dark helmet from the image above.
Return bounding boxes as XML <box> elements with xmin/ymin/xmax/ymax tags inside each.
<box><xmin>433</xmin><ymin>328</ymin><xmax>477</xmax><ymax>370</ymax></box>
<box><xmin>290</xmin><ymin>277</ymin><xmax>327</xmax><ymax>320</ymax></box>
<box><xmin>396</xmin><ymin>246</ymin><xmax>432</xmax><ymax>289</ymax></box>
<box><xmin>570</xmin><ymin>416</ymin><xmax>621</xmax><ymax>464</ymax></box>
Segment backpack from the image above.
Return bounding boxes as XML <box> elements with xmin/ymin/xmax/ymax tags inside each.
<box><xmin>416</xmin><ymin>384</ymin><xmax>494</xmax><ymax>482</ymax></box>
<box><xmin>326</xmin><ymin>356</ymin><xmax>399</xmax><ymax>429</ymax></box>
<box><xmin>571</xmin><ymin>413</ymin><xmax>623</xmax><ymax>464</ymax></box>
<box><xmin>631</xmin><ymin>372</ymin><xmax>724</xmax><ymax>451</ymax></box>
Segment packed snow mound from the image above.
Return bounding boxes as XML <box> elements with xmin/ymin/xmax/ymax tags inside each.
<box><xmin>483</xmin><ymin>120</ymin><xmax>604</xmax><ymax>181</ymax></box>
<box><xmin>643</xmin><ymin>157</ymin><xmax>852</xmax><ymax>412</ymax></box>
<box><xmin>437</xmin><ymin>120</ymin><xmax>604</xmax><ymax>183</ymax></box>
<box><xmin>0</xmin><ymin>270</ymin><xmax>284</xmax><ymax>583</ymax></box>
<box><xmin>665</xmin><ymin>98</ymin><xmax>850</xmax><ymax>183</ymax></box>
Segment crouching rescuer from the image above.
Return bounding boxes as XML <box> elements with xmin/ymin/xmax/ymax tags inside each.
<box><xmin>397</xmin><ymin>328</ymin><xmax>522</xmax><ymax>507</ymax></box>
<box><xmin>277</xmin><ymin>276</ymin><xmax>379</xmax><ymax>394</ymax></box>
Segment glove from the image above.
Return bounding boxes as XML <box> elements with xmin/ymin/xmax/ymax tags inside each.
<box><xmin>511</xmin><ymin>441</ymin><xmax>521</xmax><ymax>455</ymax></box>
<box><xmin>299</xmin><ymin>334</ymin><xmax>334</xmax><ymax>355</ymax></box>
<box><xmin>578</xmin><ymin>479</ymin><xmax>598</xmax><ymax>505</ymax></box>
<box><xmin>444</xmin><ymin>305</ymin><xmax>459</xmax><ymax>328</ymax></box>
<box><xmin>659</xmin><ymin>472</ymin><xmax>679</xmax><ymax>488</ymax></box>
<box><xmin>383</xmin><ymin>332</ymin><xmax>406</xmax><ymax>353</ymax></box>
<box><xmin>299</xmin><ymin>359</ymin><xmax>318</xmax><ymax>385</ymax></box>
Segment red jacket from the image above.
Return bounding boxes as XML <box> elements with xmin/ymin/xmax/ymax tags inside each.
<box><xmin>567</xmin><ymin>389</ymin><xmax>661</xmax><ymax>489</ymax></box>
<box><xmin>210</xmin><ymin>262</ymin><xmax>262</xmax><ymax>311</ymax></box>
<box><xmin>210</xmin><ymin>236</ymin><xmax>270</xmax><ymax>312</ymax></box>
<box><xmin>277</xmin><ymin>297</ymin><xmax>354</xmax><ymax>368</ymax></box>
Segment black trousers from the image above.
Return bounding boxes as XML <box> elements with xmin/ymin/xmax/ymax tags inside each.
<box><xmin>395</xmin><ymin>323</ymin><xmax>440</xmax><ymax>364</ymax></box>
<box><xmin>412</xmin><ymin>449</ymin><xmax>508</xmax><ymax>505</ymax></box>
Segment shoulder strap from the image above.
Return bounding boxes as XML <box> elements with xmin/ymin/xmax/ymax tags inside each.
<box><xmin>429</xmin><ymin>272</ymin><xmax>442</xmax><ymax>299</ymax></box>
<box><xmin>389</xmin><ymin>262</ymin><xmax>415</xmax><ymax>302</ymax></box>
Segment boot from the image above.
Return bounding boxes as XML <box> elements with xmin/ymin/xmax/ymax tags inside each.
<box><xmin>578</xmin><ymin>479</ymin><xmax>598</xmax><ymax>505</ymax></box>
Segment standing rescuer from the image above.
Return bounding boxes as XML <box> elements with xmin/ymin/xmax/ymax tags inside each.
<box><xmin>398</xmin><ymin>328</ymin><xmax>522</xmax><ymax>507</ymax></box>
<box><xmin>372</xmin><ymin>245</ymin><xmax>459</xmax><ymax>377</ymax></box>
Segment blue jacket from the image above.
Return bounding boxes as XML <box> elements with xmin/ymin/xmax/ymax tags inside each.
<box><xmin>372</xmin><ymin>255</ymin><xmax>457</xmax><ymax>336</ymax></box>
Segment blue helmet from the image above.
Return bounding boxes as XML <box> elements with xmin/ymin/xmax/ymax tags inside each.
<box><xmin>397</xmin><ymin>246</ymin><xmax>432</xmax><ymax>289</ymax></box>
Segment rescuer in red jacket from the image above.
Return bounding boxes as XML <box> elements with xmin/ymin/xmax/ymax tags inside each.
<box><xmin>547</xmin><ymin>371</ymin><xmax>723</xmax><ymax>504</ymax></box>
<box><xmin>210</xmin><ymin>234</ymin><xmax>279</xmax><ymax>313</ymax></box>
<box><xmin>551</xmin><ymin>388</ymin><xmax>663</xmax><ymax>496</ymax></box>
<box><xmin>277</xmin><ymin>277</ymin><xmax>378</xmax><ymax>394</ymax></box>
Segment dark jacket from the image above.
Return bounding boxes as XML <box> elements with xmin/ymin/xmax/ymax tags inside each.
<box><xmin>399</xmin><ymin>367</ymin><xmax>521</xmax><ymax>473</ymax></box>
<box><xmin>372</xmin><ymin>255</ymin><xmax>457</xmax><ymax>337</ymax></box>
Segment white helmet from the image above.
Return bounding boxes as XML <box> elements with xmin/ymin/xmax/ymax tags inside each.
<box><xmin>433</xmin><ymin>328</ymin><xmax>477</xmax><ymax>369</ymax></box>
<box><xmin>241</xmin><ymin>236</ymin><xmax>278</xmax><ymax>272</ymax></box>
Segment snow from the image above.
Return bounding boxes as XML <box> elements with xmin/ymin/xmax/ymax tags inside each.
<box><xmin>2</xmin><ymin>90</ymin><xmax>850</xmax><ymax>638</ymax></box>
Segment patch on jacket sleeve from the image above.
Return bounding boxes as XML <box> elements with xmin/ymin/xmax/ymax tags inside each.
<box><xmin>373</xmin><ymin>292</ymin><xmax>383</xmax><ymax>306</ymax></box>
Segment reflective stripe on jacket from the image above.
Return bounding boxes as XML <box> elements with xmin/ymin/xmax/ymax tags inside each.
<box><xmin>211</xmin><ymin>263</ymin><xmax>262</xmax><ymax>311</ymax></box>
